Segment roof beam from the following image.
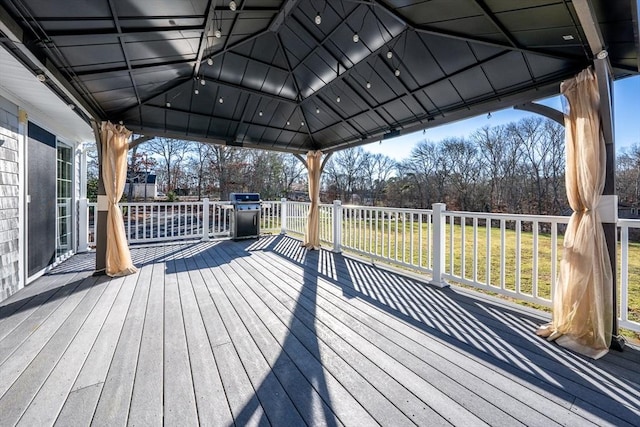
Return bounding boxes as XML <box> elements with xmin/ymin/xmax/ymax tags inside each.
<box><xmin>325</xmin><ymin>70</ymin><xmax>578</xmax><ymax>153</ymax></box>
<box><xmin>107</xmin><ymin>0</ymin><xmax>141</xmax><ymax>106</ymax></box>
<box><xmin>472</xmin><ymin>0</ymin><xmax>519</xmax><ymax>48</ymax></box>
<box><xmin>275</xmin><ymin>32</ymin><xmax>315</xmax><ymax>144</ymax></box>
<box><xmin>630</xmin><ymin>0</ymin><xmax>640</xmax><ymax>71</ymax></box>
<box><xmin>200</xmin><ymin>76</ymin><xmax>298</xmax><ymax>105</ymax></box>
<box><xmin>193</xmin><ymin>0</ymin><xmax>219</xmax><ymax>79</ymax></box>
<box><xmin>369</xmin><ymin>0</ymin><xmax>585</xmax><ymax>63</ymax></box>
<box><xmin>117</xmin><ymin>29</ymin><xmax>272</xmax><ymax>116</ymax></box>
<box><xmin>513</xmin><ymin>102</ymin><xmax>564</xmax><ymax>126</ymax></box>
<box><xmin>290</xmin><ymin>6</ymin><xmax>365</xmax><ymax>74</ymax></box>
<box><xmin>572</xmin><ymin>0</ymin><xmax>605</xmax><ymax>56</ymax></box>
<box><xmin>129</xmin><ymin>135</ymin><xmax>153</xmax><ymax>150</ymax></box>
<box><xmin>130</xmin><ymin>126</ymin><xmax>307</xmax><ymax>154</ymax></box>
<box><xmin>269</xmin><ymin>0</ymin><xmax>300</xmax><ymax>32</ymax></box>
<box><xmin>307</xmin><ymin>49</ymin><xmax>512</xmax><ymax>136</ymax></box>
<box><xmin>39</xmin><ymin>25</ymin><xmax>203</xmax><ymax>38</ymax></box>
<box><xmin>225</xmin><ymin>51</ymin><xmax>289</xmax><ymax>72</ymax></box>
<box><xmin>72</xmin><ymin>58</ymin><xmax>195</xmax><ymax>77</ymax></box>
<box><xmin>144</xmin><ymin>103</ymin><xmax>301</xmax><ymax>135</ymax></box>
<box><xmin>0</xmin><ymin>3</ymin><xmax>22</xmax><ymax>42</ymax></box>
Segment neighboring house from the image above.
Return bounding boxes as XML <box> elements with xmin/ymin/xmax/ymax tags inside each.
<box><xmin>618</xmin><ymin>202</ymin><xmax>640</xmax><ymax>219</ymax></box>
<box><xmin>0</xmin><ymin>47</ymin><xmax>92</xmax><ymax>302</ymax></box>
<box><xmin>124</xmin><ymin>173</ymin><xmax>157</xmax><ymax>200</ymax></box>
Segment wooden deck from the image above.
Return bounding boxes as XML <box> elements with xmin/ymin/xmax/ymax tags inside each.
<box><xmin>0</xmin><ymin>235</ymin><xmax>638</xmax><ymax>426</ymax></box>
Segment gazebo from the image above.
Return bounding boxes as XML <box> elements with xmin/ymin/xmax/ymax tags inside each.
<box><xmin>0</xmin><ymin>1</ymin><xmax>639</xmax><ymax>425</ymax></box>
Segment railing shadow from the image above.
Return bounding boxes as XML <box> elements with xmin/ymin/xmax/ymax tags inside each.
<box><xmin>255</xmin><ymin>235</ymin><xmax>640</xmax><ymax>425</ymax></box>
<box><xmin>9</xmin><ymin>235</ymin><xmax>638</xmax><ymax>424</ymax></box>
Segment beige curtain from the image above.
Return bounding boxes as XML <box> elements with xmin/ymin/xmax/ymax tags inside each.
<box><xmin>101</xmin><ymin>121</ymin><xmax>138</xmax><ymax>277</ymax></box>
<box><xmin>302</xmin><ymin>150</ymin><xmax>322</xmax><ymax>250</ymax></box>
<box><xmin>537</xmin><ymin>68</ymin><xmax>612</xmax><ymax>359</ymax></box>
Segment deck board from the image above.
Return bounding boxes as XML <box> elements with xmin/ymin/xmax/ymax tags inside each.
<box><xmin>128</xmin><ymin>245</ymin><xmax>165</xmax><ymax>426</ymax></box>
<box><xmin>91</xmin><ymin>259</ymin><xmax>152</xmax><ymax>426</ymax></box>
<box><xmin>216</xmin><ymin>243</ymin><xmax>458</xmax><ymax>426</ymax></box>
<box><xmin>0</xmin><ymin>236</ymin><xmax>638</xmax><ymax>426</ymax></box>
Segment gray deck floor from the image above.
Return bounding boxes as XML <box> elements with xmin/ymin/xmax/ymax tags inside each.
<box><xmin>0</xmin><ymin>235</ymin><xmax>638</xmax><ymax>426</ymax></box>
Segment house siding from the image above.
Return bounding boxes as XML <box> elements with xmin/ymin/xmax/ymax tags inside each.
<box><xmin>0</xmin><ymin>97</ymin><xmax>21</xmax><ymax>301</ymax></box>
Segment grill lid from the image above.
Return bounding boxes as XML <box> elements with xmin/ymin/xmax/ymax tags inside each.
<box><xmin>229</xmin><ymin>193</ymin><xmax>260</xmax><ymax>203</ymax></box>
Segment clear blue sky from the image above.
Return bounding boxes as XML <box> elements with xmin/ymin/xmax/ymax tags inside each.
<box><xmin>364</xmin><ymin>75</ymin><xmax>640</xmax><ymax>161</ymax></box>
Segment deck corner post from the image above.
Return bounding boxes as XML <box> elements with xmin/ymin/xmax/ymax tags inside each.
<box><xmin>280</xmin><ymin>198</ymin><xmax>287</xmax><ymax>234</ymax></box>
<box><xmin>77</xmin><ymin>198</ymin><xmax>89</xmax><ymax>253</ymax></box>
<box><xmin>332</xmin><ymin>200</ymin><xmax>342</xmax><ymax>253</ymax></box>
<box><xmin>201</xmin><ymin>198</ymin><xmax>210</xmax><ymax>241</ymax></box>
<box><xmin>431</xmin><ymin>203</ymin><xmax>448</xmax><ymax>288</ymax></box>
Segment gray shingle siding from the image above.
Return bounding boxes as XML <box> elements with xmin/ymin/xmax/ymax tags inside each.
<box><xmin>0</xmin><ymin>98</ymin><xmax>21</xmax><ymax>302</ymax></box>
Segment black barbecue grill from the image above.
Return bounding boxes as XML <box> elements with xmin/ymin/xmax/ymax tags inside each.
<box><xmin>229</xmin><ymin>193</ymin><xmax>261</xmax><ymax>239</ymax></box>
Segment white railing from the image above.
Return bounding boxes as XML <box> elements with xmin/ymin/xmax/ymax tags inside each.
<box><xmin>82</xmin><ymin>199</ymin><xmax>639</xmax><ymax>333</ymax></box>
<box><xmin>341</xmin><ymin>204</ymin><xmax>433</xmax><ymax>273</ymax></box>
<box><xmin>441</xmin><ymin>210</ymin><xmax>570</xmax><ymax>308</ymax></box>
<box><xmin>283</xmin><ymin>201</ymin><xmax>334</xmax><ymax>245</ymax></box>
<box><xmin>617</xmin><ymin>219</ymin><xmax>640</xmax><ymax>332</ymax></box>
<box><xmin>86</xmin><ymin>198</ymin><xmax>283</xmax><ymax>246</ymax></box>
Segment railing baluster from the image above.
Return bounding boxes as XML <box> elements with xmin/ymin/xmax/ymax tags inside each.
<box><xmin>410</xmin><ymin>213</ymin><xmax>414</xmax><ymax>266</ymax></box>
<box><xmin>449</xmin><ymin>215</ymin><xmax>454</xmax><ymax>275</ymax></box>
<box><xmin>620</xmin><ymin>223</ymin><xmax>629</xmax><ymax>326</ymax></box>
<box><xmin>532</xmin><ymin>220</ymin><xmax>539</xmax><ymax>298</ymax></box>
<box><xmin>486</xmin><ymin>218</ymin><xmax>491</xmax><ymax>287</ymax></box>
<box><xmin>515</xmin><ymin>219</ymin><xmax>521</xmax><ymax>294</ymax></box>
<box><xmin>551</xmin><ymin>222</ymin><xmax>558</xmax><ymax>302</ymax></box>
<box><xmin>418</xmin><ymin>213</ymin><xmax>423</xmax><ymax>269</ymax></box>
<box><xmin>473</xmin><ymin>216</ymin><xmax>478</xmax><ymax>283</ymax></box>
<box><xmin>500</xmin><ymin>219</ymin><xmax>506</xmax><ymax>290</ymax></box>
<box><xmin>461</xmin><ymin>216</ymin><xmax>466</xmax><ymax>279</ymax></box>
<box><xmin>375</xmin><ymin>209</ymin><xmax>379</xmax><ymax>257</ymax></box>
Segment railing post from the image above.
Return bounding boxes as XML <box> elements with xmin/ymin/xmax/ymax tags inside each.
<box><xmin>332</xmin><ymin>200</ymin><xmax>342</xmax><ymax>253</ymax></box>
<box><xmin>201</xmin><ymin>198</ymin><xmax>210</xmax><ymax>241</ymax></box>
<box><xmin>280</xmin><ymin>197</ymin><xmax>287</xmax><ymax>234</ymax></box>
<box><xmin>77</xmin><ymin>198</ymin><xmax>89</xmax><ymax>253</ymax></box>
<box><xmin>431</xmin><ymin>203</ymin><xmax>449</xmax><ymax>288</ymax></box>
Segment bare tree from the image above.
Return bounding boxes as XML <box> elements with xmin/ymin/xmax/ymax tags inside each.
<box><xmin>440</xmin><ymin>138</ymin><xmax>485</xmax><ymax>211</ymax></box>
<box><xmin>281</xmin><ymin>154</ymin><xmax>306</xmax><ymax>198</ymax></box>
<box><xmin>209</xmin><ymin>145</ymin><xmax>250</xmax><ymax>199</ymax></box>
<box><xmin>145</xmin><ymin>137</ymin><xmax>193</xmax><ymax>193</ymax></box>
<box><xmin>508</xmin><ymin>117</ymin><xmax>549</xmax><ymax>214</ymax></box>
<box><xmin>187</xmin><ymin>143</ymin><xmax>214</xmax><ymax>199</ymax></box>
<box><xmin>323</xmin><ymin>147</ymin><xmax>366</xmax><ymax>203</ymax></box>
<box><xmin>617</xmin><ymin>144</ymin><xmax>640</xmax><ymax>206</ymax></box>
<box><xmin>361</xmin><ymin>153</ymin><xmax>396</xmax><ymax>205</ymax></box>
<box><xmin>473</xmin><ymin>126</ymin><xmax>507</xmax><ymax>210</ymax></box>
<box><xmin>405</xmin><ymin>139</ymin><xmax>441</xmax><ymax>207</ymax></box>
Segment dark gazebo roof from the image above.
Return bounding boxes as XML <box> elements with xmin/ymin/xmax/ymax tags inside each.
<box><xmin>0</xmin><ymin>0</ymin><xmax>638</xmax><ymax>153</ymax></box>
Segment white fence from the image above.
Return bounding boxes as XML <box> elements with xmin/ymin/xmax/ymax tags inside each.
<box><xmin>86</xmin><ymin>199</ymin><xmax>283</xmax><ymax>246</ymax></box>
<box><xmin>82</xmin><ymin>199</ymin><xmax>639</xmax><ymax>333</ymax></box>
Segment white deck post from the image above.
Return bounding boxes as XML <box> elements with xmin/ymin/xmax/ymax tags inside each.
<box><xmin>431</xmin><ymin>203</ymin><xmax>449</xmax><ymax>288</ymax></box>
<box><xmin>77</xmin><ymin>198</ymin><xmax>89</xmax><ymax>253</ymax></box>
<box><xmin>201</xmin><ymin>198</ymin><xmax>210</xmax><ymax>241</ymax></box>
<box><xmin>332</xmin><ymin>200</ymin><xmax>342</xmax><ymax>253</ymax></box>
<box><xmin>280</xmin><ymin>198</ymin><xmax>287</xmax><ymax>234</ymax></box>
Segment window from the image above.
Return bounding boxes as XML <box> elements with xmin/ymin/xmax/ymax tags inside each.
<box><xmin>57</xmin><ymin>144</ymin><xmax>73</xmax><ymax>256</ymax></box>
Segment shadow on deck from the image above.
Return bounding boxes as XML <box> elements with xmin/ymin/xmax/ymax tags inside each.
<box><xmin>0</xmin><ymin>235</ymin><xmax>638</xmax><ymax>426</ymax></box>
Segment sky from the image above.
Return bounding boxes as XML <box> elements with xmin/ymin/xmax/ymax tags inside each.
<box><xmin>363</xmin><ymin>75</ymin><xmax>640</xmax><ymax>161</ymax></box>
